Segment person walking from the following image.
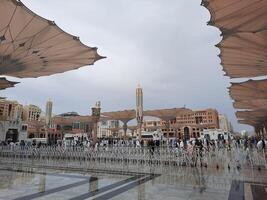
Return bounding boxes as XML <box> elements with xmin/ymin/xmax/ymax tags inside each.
<box><xmin>195</xmin><ymin>139</ymin><xmax>204</xmax><ymax>167</ymax></box>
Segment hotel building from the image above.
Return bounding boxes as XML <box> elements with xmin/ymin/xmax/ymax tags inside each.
<box><xmin>144</xmin><ymin>108</ymin><xmax>219</xmax><ymax>139</ymax></box>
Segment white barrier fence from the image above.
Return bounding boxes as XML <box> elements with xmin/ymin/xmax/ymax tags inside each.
<box><xmin>0</xmin><ymin>146</ymin><xmax>266</xmax><ymax>173</ymax></box>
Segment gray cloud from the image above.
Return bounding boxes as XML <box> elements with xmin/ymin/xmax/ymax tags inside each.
<box><xmin>1</xmin><ymin>0</ymin><xmax>253</xmax><ymax>131</ymax></box>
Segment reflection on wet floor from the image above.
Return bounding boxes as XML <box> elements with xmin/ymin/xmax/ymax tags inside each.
<box><xmin>138</xmin><ymin>179</ymin><xmax>145</xmax><ymax>200</ymax></box>
<box><xmin>0</xmin><ymin>165</ymin><xmax>266</xmax><ymax>200</ymax></box>
<box><xmin>38</xmin><ymin>174</ymin><xmax>45</xmax><ymax>193</ymax></box>
<box><xmin>89</xmin><ymin>176</ymin><xmax>98</xmax><ymax>194</ymax></box>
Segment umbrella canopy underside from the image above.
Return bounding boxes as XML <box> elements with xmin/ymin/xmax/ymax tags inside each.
<box><xmin>202</xmin><ymin>0</ymin><xmax>267</xmax><ymax>128</ymax></box>
<box><xmin>0</xmin><ymin>0</ymin><xmax>104</xmax><ymax>78</ymax></box>
<box><xmin>0</xmin><ymin>77</ymin><xmax>18</xmax><ymax>90</ymax></box>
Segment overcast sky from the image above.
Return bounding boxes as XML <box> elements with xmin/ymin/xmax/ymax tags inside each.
<box><xmin>1</xmin><ymin>0</ymin><xmax>253</xmax><ymax>132</ymax></box>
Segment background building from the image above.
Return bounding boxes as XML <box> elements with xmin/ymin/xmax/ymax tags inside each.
<box><xmin>219</xmin><ymin>114</ymin><xmax>233</xmax><ymax>133</ymax></box>
<box><xmin>45</xmin><ymin>99</ymin><xmax>53</xmax><ymax>127</ymax></box>
<box><xmin>142</xmin><ymin>108</ymin><xmax>219</xmax><ymax>140</ymax></box>
<box><xmin>0</xmin><ymin>98</ymin><xmax>47</xmax><ymax>142</ymax></box>
<box><xmin>98</xmin><ymin>120</ymin><xmax>120</xmax><ymax>138</ymax></box>
<box><xmin>143</xmin><ymin>119</ymin><xmax>161</xmax><ymax>131</ymax></box>
<box><xmin>23</xmin><ymin>105</ymin><xmax>42</xmax><ymax>122</ymax></box>
<box><xmin>0</xmin><ymin>98</ymin><xmax>24</xmax><ymax>142</ymax></box>
<box><xmin>50</xmin><ymin>114</ymin><xmax>95</xmax><ymax>141</ymax></box>
<box><xmin>0</xmin><ymin>99</ymin><xmax>23</xmax><ymax>121</ymax></box>
<box><xmin>174</xmin><ymin>108</ymin><xmax>219</xmax><ymax>139</ymax></box>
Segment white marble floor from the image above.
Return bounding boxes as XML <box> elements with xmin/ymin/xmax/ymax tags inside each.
<box><xmin>0</xmin><ymin>165</ymin><xmax>266</xmax><ymax>200</ymax></box>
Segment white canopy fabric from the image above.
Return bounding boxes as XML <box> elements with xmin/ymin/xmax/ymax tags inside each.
<box><xmin>0</xmin><ymin>0</ymin><xmax>104</xmax><ymax>78</ymax></box>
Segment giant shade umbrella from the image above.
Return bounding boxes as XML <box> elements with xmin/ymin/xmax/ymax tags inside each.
<box><xmin>235</xmin><ymin>109</ymin><xmax>267</xmax><ymax>128</ymax></box>
<box><xmin>101</xmin><ymin>110</ymin><xmax>136</xmax><ymax>123</ymax></box>
<box><xmin>233</xmin><ymin>99</ymin><xmax>267</xmax><ymax>110</ymax></box>
<box><xmin>101</xmin><ymin>110</ymin><xmax>136</xmax><ymax>137</ymax></box>
<box><xmin>202</xmin><ymin>0</ymin><xmax>267</xmax><ymax>129</ymax></box>
<box><xmin>229</xmin><ymin>79</ymin><xmax>267</xmax><ymax>101</ymax></box>
<box><xmin>0</xmin><ymin>0</ymin><xmax>104</xmax><ymax>78</ymax></box>
<box><xmin>201</xmin><ymin>0</ymin><xmax>267</xmax><ymax>34</ymax></box>
<box><xmin>236</xmin><ymin>109</ymin><xmax>267</xmax><ymax>120</ymax></box>
<box><xmin>238</xmin><ymin>119</ymin><xmax>261</xmax><ymax>127</ymax></box>
<box><xmin>0</xmin><ymin>77</ymin><xmax>18</xmax><ymax>90</ymax></box>
<box><xmin>218</xmin><ymin>30</ymin><xmax>267</xmax><ymax>78</ymax></box>
<box><xmin>202</xmin><ymin>0</ymin><xmax>267</xmax><ymax>79</ymax></box>
<box><xmin>143</xmin><ymin>108</ymin><xmax>192</xmax><ymax>120</ymax></box>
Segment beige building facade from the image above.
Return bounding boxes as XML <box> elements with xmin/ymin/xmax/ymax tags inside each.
<box><xmin>23</xmin><ymin>105</ymin><xmax>42</xmax><ymax>122</ymax></box>
<box><xmin>0</xmin><ymin>99</ymin><xmax>23</xmax><ymax>121</ymax></box>
<box><xmin>143</xmin><ymin>109</ymin><xmax>219</xmax><ymax>140</ymax></box>
<box><xmin>0</xmin><ymin>99</ymin><xmax>25</xmax><ymax>142</ymax></box>
<box><xmin>98</xmin><ymin>120</ymin><xmax>120</xmax><ymax>138</ymax></box>
<box><xmin>218</xmin><ymin>114</ymin><xmax>233</xmax><ymax>133</ymax></box>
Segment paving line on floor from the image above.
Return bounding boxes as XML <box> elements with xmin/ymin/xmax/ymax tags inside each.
<box><xmin>90</xmin><ymin>175</ymin><xmax>160</xmax><ymax>200</ymax></box>
<box><xmin>0</xmin><ymin>162</ymin><xmax>156</xmax><ymax>177</ymax></box>
<box><xmin>12</xmin><ymin>179</ymin><xmax>90</xmax><ymax>200</ymax></box>
<box><xmin>0</xmin><ymin>167</ymin><xmax>94</xmax><ymax>180</ymax></box>
<box><xmin>0</xmin><ymin>163</ymin><xmax>159</xmax><ymax>200</ymax></box>
<box><xmin>69</xmin><ymin>176</ymin><xmax>141</xmax><ymax>200</ymax></box>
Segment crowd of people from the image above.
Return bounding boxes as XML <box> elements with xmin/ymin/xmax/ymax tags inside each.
<box><xmin>0</xmin><ymin>136</ymin><xmax>266</xmax><ymax>153</ymax></box>
<box><xmin>0</xmin><ymin>136</ymin><xmax>266</xmax><ymax>170</ymax></box>
<box><xmin>92</xmin><ymin>137</ymin><xmax>266</xmax><ymax>151</ymax></box>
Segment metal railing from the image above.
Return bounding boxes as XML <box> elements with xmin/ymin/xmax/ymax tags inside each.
<box><xmin>0</xmin><ymin>145</ymin><xmax>266</xmax><ymax>173</ymax></box>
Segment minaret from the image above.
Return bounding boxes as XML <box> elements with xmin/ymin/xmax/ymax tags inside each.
<box><xmin>91</xmin><ymin>101</ymin><xmax>101</xmax><ymax>145</ymax></box>
<box><xmin>136</xmin><ymin>84</ymin><xmax>143</xmax><ymax>138</ymax></box>
<box><xmin>45</xmin><ymin>99</ymin><xmax>53</xmax><ymax>127</ymax></box>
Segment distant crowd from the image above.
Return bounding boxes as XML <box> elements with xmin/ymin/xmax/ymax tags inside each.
<box><xmin>1</xmin><ymin>136</ymin><xmax>266</xmax><ymax>152</ymax></box>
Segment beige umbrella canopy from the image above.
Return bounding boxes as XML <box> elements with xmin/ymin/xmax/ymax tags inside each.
<box><xmin>236</xmin><ymin>110</ymin><xmax>267</xmax><ymax>127</ymax></box>
<box><xmin>101</xmin><ymin>110</ymin><xmax>136</xmax><ymax>123</ymax></box>
<box><xmin>236</xmin><ymin>110</ymin><xmax>267</xmax><ymax>120</ymax></box>
<box><xmin>229</xmin><ymin>79</ymin><xmax>267</xmax><ymax>101</ymax></box>
<box><xmin>0</xmin><ymin>0</ymin><xmax>104</xmax><ymax>78</ymax></box>
<box><xmin>201</xmin><ymin>0</ymin><xmax>267</xmax><ymax>34</ymax></box>
<box><xmin>238</xmin><ymin>119</ymin><xmax>261</xmax><ymax>127</ymax></box>
<box><xmin>53</xmin><ymin>115</ymin><xmax>93</xmax><ymax>125</ymax></box>
<box><xmin>0</xmin><ymin>77</ymin><xmax>18</xmax><ymax>90</ymax></box>
<box><xmin>202</xmin><ymin>0</ymin><xmax>267</xmax><ymax>129</ymax></box>
<box><xmin>143</xmin><ymin>108</ymin><xmax>192</xmax><ymax>121</ymax></box>
<box><xmin>218</xmin><ymin>30</ymin><xmax>267</xmax><ymax>78</ymax></box>
<box><xmin>233</xmin><ymin>99</ymin><xmax>267</xmax><ymax>110</ymax></box>
<box><xmin>202</xmin><ymin>0</ymin><xmax>267</xmax><ymax>79</ymax></box>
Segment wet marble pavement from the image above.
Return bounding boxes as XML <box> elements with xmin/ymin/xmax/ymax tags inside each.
<box><xmin>0</xmin><ymin>165</ymin><xmax>266</xmax><ymax>200</ymax></box>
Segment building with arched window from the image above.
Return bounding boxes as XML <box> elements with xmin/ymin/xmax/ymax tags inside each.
<box><xmin>145</xmin><ymin>108</ymin><xmax>219</xmax><ymax>139</ymax></box>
